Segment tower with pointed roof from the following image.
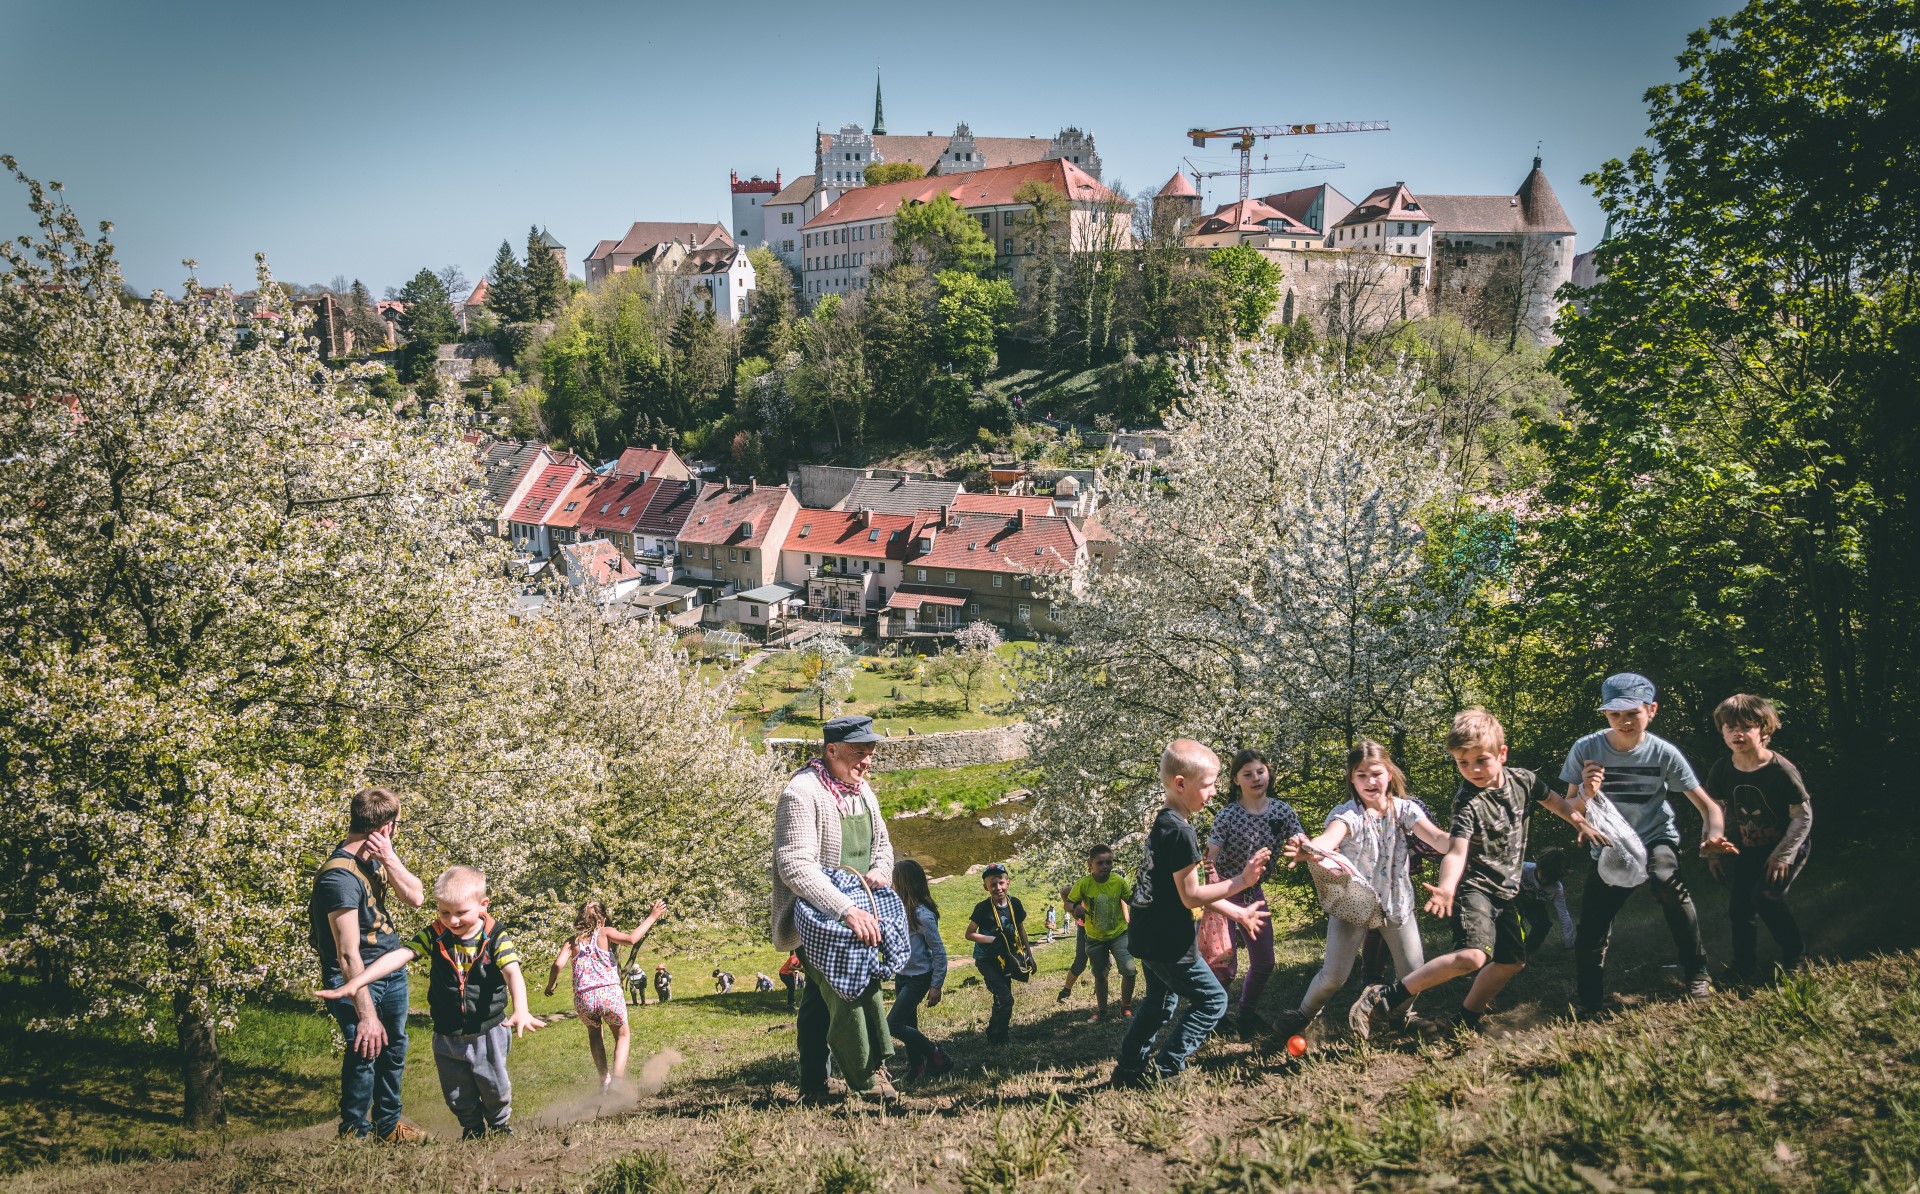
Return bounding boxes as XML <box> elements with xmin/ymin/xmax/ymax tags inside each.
<box><xmin>872</xmin><ymin>71</ymin><xmax>886</xmax><ymax>137</ymax></box>
<box><xmin>1418</xmin><ymin>156</ymin><xmax>1579</xmax><ymax>346</ymax></box>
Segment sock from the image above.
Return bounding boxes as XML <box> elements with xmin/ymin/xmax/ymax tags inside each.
<box><xmin>1459</xmin><ymin>1006</ymin><xmax>1484</xmax><ymax>1030</ymax></box>
<box><xmin>1379</xmin><ymin>980</ymin><xmax>1413</xmax><ymax>1009</ymax></box>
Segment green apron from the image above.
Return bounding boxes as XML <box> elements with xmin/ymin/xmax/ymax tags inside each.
<box><xmin>802</xmin><ymin>805</ymin><xmax>894</xmax><ymax>1090</ymax></box>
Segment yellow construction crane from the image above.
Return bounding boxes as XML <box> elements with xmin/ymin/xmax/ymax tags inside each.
<box><xmin>1187</xmin><ymin>121</ymin><xmax>1390</xmax><ymax>202</ymax></box>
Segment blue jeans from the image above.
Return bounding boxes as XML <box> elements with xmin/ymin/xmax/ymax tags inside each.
<box><xmin>325</xmin><ymin>971</ymin><xmax>409</xmax><ymax>1136</ymax></box>
<box><xmin>1115</xmin><ymin>954</ymin><xmax>1227</xmax><ymax>1079</ymax></box>
<box><xmin>888</xmin><ymin>972</ymin><xmax>937</xmax><ymax>1065</ymax></box>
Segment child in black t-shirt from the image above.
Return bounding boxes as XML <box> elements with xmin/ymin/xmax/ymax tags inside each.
<box><xmin>1706</xmin><ymin>694</ymin><xmax>1813</xmax><ymax>982</ymax></box>
<box><xmin>965</xmin><ymin>864</ymin><xmax>1030</xmax><ymax>1043</ymax></box>
<box><xmin>1111</xmin><ymin>740</ymin><xmax>1270</xmax><ymax>1088</ymax></box>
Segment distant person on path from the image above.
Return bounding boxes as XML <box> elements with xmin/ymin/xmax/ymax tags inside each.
<box><xmin>771</xmin><ymin>715</ymin><xmax>898</xmax><ymax>1103</ymax></box>
<box><xmin>1112</xmin><ymin>741</ymin><xmax>1271</xmax><ymax>1089</ymax></box>
<box><xmin>1063</xmin><ymin>844</ymin><xmax>1137</xmax><ymax>1022</ymax></box>
<box><xmin>888</xmin><ymin>859</ymin><xmax>954</xmax><ymax>1080</ymax></box>
<box><xmin>1561</xmin><ymin>674</ymin><xmax>1737</xmax><ymax>1016</ymax></box>
<box><xmin>545</xmin><ymin>899</ymin><xmax>667</xmax><ymax>1090</ymax></box>
<box><xmin>1705</xmin><ymin>694</ymin><xmax>1813</xmax><ymax>984</ymax></box>
<box><xmin>654</xmin><ymin>964</ymin><xmax>673</xmax><ymax>1003</ymax></box>
<box><xmin>1203</xmin><ymin>749</ymin><xmax>1306</xmax><ymax>1036</ymax></box>
<box><xmin>627</xmin><ymin>960</ymin><xmax>649</xmax><ymax>1007</ymax></box>
<box><xmin>966</xmin><ymin>864</ymin><xmax>1033</xmax><ymax>1044</ymax></box>
<box><xmin>308</xmin><ymin>786</ymin><xmax>426</xmax><ymax>1142</ymax></box>
<box><xmin>713</xmin><ymin>969</ymin><xmax>736</xmax><ymax>994</ymax></box>
<box><xmin>1276</xmin><ymin>741</ymin><xmax>1452</xmax><ymax>1038</ymax></box>
<box><xmin>320</xmin><ymin>867</ymin><xmax>544</xmax><ymax>1138</ymax></box>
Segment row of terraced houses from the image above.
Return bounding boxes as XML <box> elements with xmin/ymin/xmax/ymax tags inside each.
<box><xmin>472</xmin><ymin>437</ymin><xmax>1113</xmax><ymax>640</ymax></box>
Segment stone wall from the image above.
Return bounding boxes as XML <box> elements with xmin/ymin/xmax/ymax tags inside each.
<box><xmin>792</xmin><ymin>464</ymin><xmax>931</xmax><ymax>510</ymax></box>
<box><xmin>765</xmin><ymin>723</ymin><xmax>1029</xmax><ymax>773</ymax></box>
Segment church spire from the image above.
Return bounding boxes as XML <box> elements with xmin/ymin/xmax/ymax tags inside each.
<box><xmin>872</xmin><ymin>70</ymin><xmax>886</xmax><ymax>136</ymax></box>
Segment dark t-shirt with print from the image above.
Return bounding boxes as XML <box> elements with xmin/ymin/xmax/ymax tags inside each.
<box><xmin>1706</xmin><ymin>753</ymin><xmax>1811</xmax><ymax>853</ymax></box>
<box><xmin>1448</xmin><ymin>766</ymin><xmax>1552</xmax><ymax>900</ymax></box>
<box><xmin>307</xmin><ymin>847</ymin><xmax>401</xmax><ymax>984</ymax></box>
<box><xmin>1129</xmin><ymin>807</ymin><xmax>1202</xmax><ymax>964</ymax></box>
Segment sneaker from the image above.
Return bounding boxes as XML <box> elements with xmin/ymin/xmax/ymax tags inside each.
<box><xmin>1400</xmin><ymin>1009</ymin><xmax>1441</xmax><ymax>1037</ymax></box>
<box><xmin>1236</xmin><ymin>1009</ymin><xmax>1271</xmax><ymax>1039</ymax></box>
<box><xmin>1272</xmin><ymin>1007</ymin><xmax>1318</xmax><ymax>1039</ymax></box>
<box><xmin>1087</xmin><ymin>1011</ymin><xmax>1103</xmax><ymax>1023</ymax></box>
<box><xmin>798</xmin><ymin>1087</ymin><xmax>846</xmax><ymax>1107</ymax></box>
<box><xmin>1348</xmin><ymin>984</ymin><xmax>1393</xmax><ymax>1040</ymax></box>
<box><xmin>1455</xmin><ymin>1008</ymin><xmax>1485</xmax><ymax>1034</ymax></box>
<box><xmin>1120</xmin><ymin>1004</ymin><xmax>1133</xmax><ymax>1018</ymax></box>
<box><xmin>928</xmin><ymin>1047</ymin><xmax>955</xmax><ymax>1078</ymax></box>
<box><xmin>907</xmin><ymin>1057</ymin><xmax>929</xmax><ymax>1082</ymax></box>
<box><xmin>491</xmin><ymin>1124</ymin><xmax>514</xmax><ymax>1137</ymax></box>
<box><xmin>1686</xmin><ymin>972</ymin><xmax>1713</xmax><ymax>1000</ymax></box>
<box><xmin>1108</xmin><ymin>1067</ymin><xmax>1156</xmax><ymax>1090</ymax></box>
<box><xmin>868</xmin><ymin>1071</ymin><xmax>899</xmax><ymax>1101</ymax></box>
<box><xmin>378</xmin><ymin>1121</ymin><xmax>429</xmax><ymax>1144</ymax></box>
<box><xmin>1056</xmin><ymin>986</ymin><xmax>1073</xmax><ymax>1004</ymax></box>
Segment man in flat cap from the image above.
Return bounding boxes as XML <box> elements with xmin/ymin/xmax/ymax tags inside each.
<box><xmin>771</xmin><ymin>715</ymin><xmax>897</xmax><ymax>1102</ymax></box>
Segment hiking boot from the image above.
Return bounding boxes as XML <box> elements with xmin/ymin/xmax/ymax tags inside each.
<box><xmin>1108</xmin><ymin>1067</ymin><xmax>1157</xmax><ymax>1090</ymax></box>
<box><xmin>1686</xmin><ymin>972</ymin><xmax>1714</xmax><ymax>1000</ymax></box>
<box><xmin>1348</xmin><ymin>984</ymin><xmax>1392</xmax><ymax>1040</ymax></box>
<box><xmin>1236</xmin><ymin>1009</ymin><xmax>1271</xmax><ymax>1040</ymax></box>
<box><xmin>1400</xmin><ymin>1009</ymin><xmax>1442</xmax><ymax>1037</ymax></box>
<box><xmin>867</xmin><ymin>1071</ymin><xmax>899</xmax><ymax>1101</ymax></box>
<box><xmin>1272</xmin><ymin>1007</ymin><xmax>1318</xmax><ymax>1039</ymax></box>
<box><xmin>1056</xmin><ymin>986</ymin><xmax>1074</xmax><ymax>1003</ymax></box>
<box><xmin>378</xmin><ymin>1121</ymin><xmax>429</xmax><ymax>1144</ymax></box>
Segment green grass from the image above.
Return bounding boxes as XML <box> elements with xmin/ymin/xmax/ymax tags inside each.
<box><xmin>872</xmin><ymin>761</ymin><xmax>1029</xmax><ymax>818</ymax></box>
<box><xmin>734</xmin><ymin>643</ymin><xmax>1030</xmax><ymax>740</ymax></box>
<box><xmin>12</xmin><ymin>820</ymin><xmax>1918</xmax><ymax>1192</ymax></box>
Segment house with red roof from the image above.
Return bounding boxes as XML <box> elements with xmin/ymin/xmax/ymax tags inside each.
<box><xmin>610</xmin><ymin>445</ymin><xmax>691</xmax><ymax>482</ymax></box>
<box><xmin>506</xmin><ymin>454</ymin><xmax>593</xmax><ymax>558</ymax></box>
<box><xmin>674</xmin><ymin>479</ymin><xmax>801</xmax><ymax>626</ymax></box>
<box><xmin>881</xmin><ymin>507</ymin><xmax>1086</xmax><ymax>637</ymax></box>
<box><xmin>583</xmin><ymin>222</ymin><xmax>733</xmax><ymax>288</ymax></box>
<box><xmin>777</xmin><ymin>507</ymin><xmax>927</xmax><ymax>623</ymax></box>
<box><xmin>556</xmin><ymin>539</ymin><xmax>645</xmax><ymax>600</ymax></box>
<box><xmin>797</xmin><ymin>158</ymin><xmax>1130</xmax><ymax>300</ymax></box>
<box><xmin>1185</xmin><ymin>199</ymin><xmax>1323</xmax><ymax>250</ymax></box>
<box><xmin>568</xmin><ymin>473</ymin><xmax>701</xmax><ymax>583</ymax></box>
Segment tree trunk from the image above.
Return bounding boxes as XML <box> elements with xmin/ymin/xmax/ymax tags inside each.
<box><xmin>175</xmin><ymin>985</ymin><xmax>227</xmax><ymax>1129</ymax></box>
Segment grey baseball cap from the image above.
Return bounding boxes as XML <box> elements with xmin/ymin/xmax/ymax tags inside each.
<box><xmin>1597</xmin><ymin>673</ymin><xmax>1657</xmax><ymax>711</ymax></box>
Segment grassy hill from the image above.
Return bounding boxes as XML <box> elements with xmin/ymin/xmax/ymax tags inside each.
<box><xmin>8</xmin><ymin>820</ymin><xmax>1916</xmax><ymax>1192</ymax></box>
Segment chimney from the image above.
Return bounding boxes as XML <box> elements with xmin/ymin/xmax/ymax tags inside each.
<box><xmin>939</xmin><ymin>503</ymin><xmax>952</xmax><ymax>528</ymax></box>
<box><xmin>1014</xmin><ymin>508</ymin><xmax>1026</xmax><ymax>530</ymax></box>
<box><xmin>856</xmin><ymin>507</ymin><xmax>871</xmax><ymax>528</ymax></box>
<box><xmin>720</xmin><ymin>477</ymin><xmax>731</xmax><ymax>491</ymax></box>
<box><xmin>748</xmin><ymin>478</ymin><xmax>758</xmax><ymax>493</ymax></box>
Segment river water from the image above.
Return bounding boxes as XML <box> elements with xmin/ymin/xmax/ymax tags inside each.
<box><xmin>886</xmin><ymin>797</ymin><xmax>1032</xmax><ymax>878</ymax></box>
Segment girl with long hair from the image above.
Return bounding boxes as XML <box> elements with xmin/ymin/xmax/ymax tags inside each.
<box><xmin>545</xmin><ymin>898</ymin><xmax>667</xmax><ymax>1089</ymax></box>
<box><xmin>1277</xmin><ymin>740</ymin><xmax>1452</xmax><ymax>1037</ymax></box>
<box><xmin>1202</xmin><ymin>747</ymin><xmax>1307</xmax><ymax>1036</ymax></box>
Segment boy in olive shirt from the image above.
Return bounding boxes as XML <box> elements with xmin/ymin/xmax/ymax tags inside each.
<box><xmin>1706</xmin><ymin>694</ymin><xmax>1813</xmax><ymax>982</ymax></box>
<box><xmin>1354</xmin><ymin>709</ymin><xmax>1605</xmax><ymax>1037</ymax></box>
<box><xmin>1064</xmin><ymin>844</ymin><xmax>1136</xmax><ymax>1021</ymax></box>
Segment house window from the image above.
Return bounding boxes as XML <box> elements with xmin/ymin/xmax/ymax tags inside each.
<box><xmin>1003</xmin><ymin>238</ymin><xmax>1012</xmax><ymax>254</ymax></box>
<box><xmin>877</xmin><ymin>562</ymin><xmax>885</xmax><ymax>574</ymax></box>
<box><xmin>804</xmin><ymin>553</ymin><xmax>812</xmax><ymax>565</ymax></box>
<box><xmin>877</xmin><ymin>586</ymin><xmax>887</xmax><ymax>601</ymax></box>
<box><xmin>970</xmin><ymin>603</ymin><xmax>980</xmax><ymax>615</ymax></box>
<box><xmin>701</xmin><ymin>547</ymin><xmax>709</xmax><ymax>559</ymax></box>
<box><xmin>944</xmin><ymin>571</ymin><xmax>956</xmax><ymax>584</ymax></box>
<box><xmin>916</xmin><ymin>568</ymin><xmax>927</xmax><ymax>582</ymax></box>
<box><xmin>743</xmin><ymin>550</ymin><xmax>751</xmax><ymax>562</ymax></box>
<box><xmin>992</xmin><ymin>575</ymin><xmax>1003</xmax><ymax>588</ymax></box>
<box><xmin>729</xmin><ymin>549</ymin><xmax>738</xmax><ymax>562</ymax></box>
<box><xmin>749</xmin><ymin>605</ymin><xmax>761</xmax><ymax>617</ymax></box>
<box><xmin>1017</xmin><ymin>603</ymin><xmax>1032</xmax><ymax>624</ymax></box>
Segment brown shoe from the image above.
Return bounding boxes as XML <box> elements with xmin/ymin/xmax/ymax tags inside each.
<box><xmin>378</xmin><ymin>1121</ymin><xmax>429</xmax><ymax>1144</ymax></box>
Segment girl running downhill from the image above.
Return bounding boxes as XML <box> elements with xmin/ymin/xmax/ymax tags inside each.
<box><xmin>546</xmin><ymin>898</ymin><xmax>667</xmax><ymax>1090</ymax></box>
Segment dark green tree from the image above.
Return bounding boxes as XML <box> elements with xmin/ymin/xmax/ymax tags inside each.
<box><xmin>395</xmin><ymin>267</ymin><xmax>457</xmax><ymax>382</ymax></box>
<box><xmin>742</xmin><ymin>247</ymin><xmax>798</xmax><ymax>361</ymax></box>
<box><xmin>486</xmin><ymin>239</ymin><xmax>533</xmax><ymax>324</ymax></box>
<box><xmin>526</xmin><ymin>225</ymin><xmax>568</xmax><ymax>320</ymax></box>
<box><xmin>860</xmin><ymin>264</ymin><xmax>938</xmax><ymax>432</ymax></box>
<box><xmin>344</xmin><ymin>278</ymin><xmax>386</xmax><ymax>353</ymax></box>
<box><xmin>1528</xmin><ymin>0</ymin><xmax>1920</xmax><ymax>763</ymax></box>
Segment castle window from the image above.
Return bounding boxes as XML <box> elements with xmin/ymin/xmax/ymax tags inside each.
<box><xmin>1004</xmin><ymin>238</ymin><xmax>1012</xmax><ymax>254</ymax></box>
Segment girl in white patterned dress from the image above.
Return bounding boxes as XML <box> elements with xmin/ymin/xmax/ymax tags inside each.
<box><xmin>546</xmin><ymin>898</ymin><xmax>667</xmax><ymax>1089</ymax></box>
<box><xmin>1277</xmin><ymin>740</ymin><xmax>1453</xmax><ymax>1037</ymax></box>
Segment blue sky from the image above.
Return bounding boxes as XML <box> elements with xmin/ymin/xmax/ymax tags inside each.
<box><xmin>0</xmin><ymin>0</ymin><xmax>1735</xmax><ymax>296</ymax></box>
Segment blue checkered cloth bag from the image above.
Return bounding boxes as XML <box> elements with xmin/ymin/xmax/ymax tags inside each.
<box><xmin>794</xmin><ymin>868</ymin><xmax>910</xmax><ymax>1001</ymax></box>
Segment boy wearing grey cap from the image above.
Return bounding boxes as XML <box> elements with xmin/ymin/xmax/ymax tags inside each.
<box><xmin>1561</xmin><ymin>673</ymin><xmax>1738</xmax><ymax>1017</ymax></box>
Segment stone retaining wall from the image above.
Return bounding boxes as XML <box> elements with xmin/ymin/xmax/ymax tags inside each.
<box><xmin>766</xmin><ymin>723</ymin><xmax>1028</xmax><ymax>773</ymax></box>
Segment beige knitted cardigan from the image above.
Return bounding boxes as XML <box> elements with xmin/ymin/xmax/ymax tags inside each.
<box><xmin>770</xmin><ymin>765</ymin><xmax>895</xmax><ymax>952</ymax></box>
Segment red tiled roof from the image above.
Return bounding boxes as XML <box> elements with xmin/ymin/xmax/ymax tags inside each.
<box><xmin>782</xmin><ymin>508</ymin><xmax>924</xmax><ymax>560</ymax></box>
<box><xmin>676</xmin><ymin>482</ymin><xmax>794</xmax><ymax>549</ymax></box>
<box><xmin>560</xmin><ymin>539</ymin><xmax>631</xmax><ymax>587</ymax></box>
<box><xmin>804</xmin><ymin>159</ymin><xmax>1126</xmax><ymax>231</ymax></box>
<box><xmin>1157</xmin><ymin>170</ymin><xmax>1198</xmax><ymax>199</ymax></box>
<box><xmin>508</xmin><ymin>457</ymin><xmax>590</xmax><ymax>526</ymax></box>
<box><xmin>952</xmin><ymin>493</ymin><xmax>1055</xmax><ymax>518</ymax></box>
<box><xmin>573</xmin><ymin>473</ymin><xmax>665</xmax><ymax>537</ymax></box>
<box><xmin>632</xmin><ymin>478</ymin><xmax>699</xmax><ymax>538</ymax></box>
<box><xmin>547</xmin><ymin>473</ymin><xmax>603</xmax><ymax>530</ymax></box>
<box><xmin>1194</xmin><ymin>199</ymin><xmax>1316</xmax><ymax>237</ymax></box>
<box><xmin>464</xmin><ymin>278</ymin><xmax>490</xmax><ymax>308</ymax></box>
<box><xmin>1335</xmin><ymin>183</ymin><xmax>1431</xmax><ymax>228</ymax></box>
<box><xmin>612</xmin><ymin>446</ymin><xmax>677</xmax><ymax>479</ymax></box>
<box><xmin>886</xmin><ymin>585</ymin><xmax>971</xmax><ymax>610</ymax></box>
<box><xmin>914</xmin><ymin>512</ymin><xmax>1084</xmax><ymax>575</ymax></box>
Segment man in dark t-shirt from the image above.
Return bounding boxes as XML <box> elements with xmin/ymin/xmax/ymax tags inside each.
<box><xmin>1112</xmin><ymin>740</ymin><xmax>1271</xmax><ymax>1088</ymax></box>
<box><xmin>307</xmin><ymin>787</ymin><xmax>424</xmax><ymax>1140</ymax></box>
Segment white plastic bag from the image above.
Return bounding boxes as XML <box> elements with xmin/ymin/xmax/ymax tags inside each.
<box><xmin>1584</xmin><ymin>794</ymin><xmax>1649</xmax><ymax>887</ymax></box>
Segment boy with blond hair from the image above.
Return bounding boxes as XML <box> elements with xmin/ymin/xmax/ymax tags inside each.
<box><xmin>1111</xmin><ymin>740</ymin><xmax>1272</xmax><ymax>1087</ymax></box>
<box><xmin>320</xmin><ymin>866</ymin><xmax>544</xmax><ymax>1138</ymax></box>
<box><xmin>1353</xmin><ymin>709</ymin><xmax>1604</xmax><ymax>1036</ymax></box>
<box><xmin>1706</xmin><ymin>694</ymin><xmax>1813</xmax><ymax>982</ymax></box>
